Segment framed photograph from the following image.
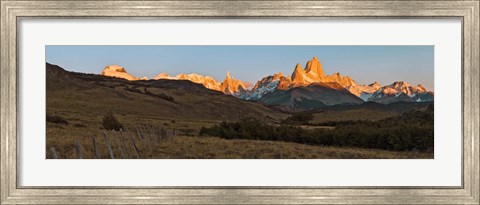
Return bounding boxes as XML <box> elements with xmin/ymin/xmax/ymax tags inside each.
<box><xmin>1</xmin><ymin>0</ymin><xmax>478</xmax><ymax>204</ymax></box>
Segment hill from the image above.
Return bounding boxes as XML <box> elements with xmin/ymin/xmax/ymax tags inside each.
<box><xmin>47</xmin><ymin>63</ymin><xmax>288</xmax><ymax>124</ymax></box>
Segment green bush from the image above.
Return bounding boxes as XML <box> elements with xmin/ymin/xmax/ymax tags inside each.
<box><xmin>281</xmin><ymin>112</ymin><xmax>314</xmax><ymax>125</ymax></box>
<box><xmin>102</xmin><ymin>113</ymin><xmax>124</xmax><ymax>131</ymax></box>
<box><xmin>199</xmin><ymin>106</ymin><xmax>434</xmax><ymax>152</ymax></box>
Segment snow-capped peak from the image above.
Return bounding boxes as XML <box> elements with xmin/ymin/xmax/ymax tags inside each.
<box><xmin>385</xmin><ymin>81</ymin><xmax>427</xmax><ymax>97</ymax></box>
<box><xmin>241</xmin><ymin>73</ymin><xmax>292</xmax><ymax>100</ymax></box>
<box><xmin>367</xmin><ymin>81</ymin><xmax>433</xmax><ymax>103</ymax></box>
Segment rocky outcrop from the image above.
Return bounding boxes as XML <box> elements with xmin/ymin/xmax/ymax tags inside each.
<box><xmin>100</xmin><ymin>65</ymin><xmax>145</xmax><ymax>81</ymax></box>
<box><xmin>291</xmin><ymin>64</ymin><xmax>309</xmax><ymax>85</ymax></box>
<box><xmin>154</xmin><ymin>71</ymin><xmax>247</xmax><ymax>95</ymax></box>
<box><xmin>220</xmin><ymin>72</ymin><xmax>246</xmax><ymax>94</ymax></box>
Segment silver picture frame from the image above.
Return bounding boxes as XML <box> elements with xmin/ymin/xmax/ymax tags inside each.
<box><xmin>1</xmin><ymin>1</ymin><xmax>479</xmax><ymax>204</ymax></box>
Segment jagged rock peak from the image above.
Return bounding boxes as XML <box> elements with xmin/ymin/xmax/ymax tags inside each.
<box><xmin>221</xmin><ymin>72</ymin><xmax>246</xmax><ymax>94</ymax></box>
<box><xmin>304</xmin><ymin>56</ymin><xmax>325</xmax><ymax>79</ymax></box>
<box><xmin>416</xmin><ymin>84</ymin><xmax>427</xmax><ymax>92</ymax></box>
<box><xmin>391</xmin><ymin>81</ymin><xmax>410</xmax><ymax>87</ymax></box>
<box><xmin>369</xmin><ymin>82</ymin><xmax>380</xmax><ymax>87</ymax></box>
<box><xmin>291</xmin><ymin>63</ymin><xmax>307</xmax><ymax>84</ymax></box>
<box><xmin>100</xmin><ymin>65</ymin><xmax>144</xmax><ymax>81</ymax></box>
<box><xmin>273</xmin><ymin>72</ymin><xmax>284</xmax><ymax>79</ymax></box>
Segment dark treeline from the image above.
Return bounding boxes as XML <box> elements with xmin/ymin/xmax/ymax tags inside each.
<box><xmin>200</xmin><ymin>105</ymin><xmax>434</xmax><ymax>152</ymax></box>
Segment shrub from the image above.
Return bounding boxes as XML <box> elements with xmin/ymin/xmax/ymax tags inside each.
<box><xmin>281</xmin><ymin>112</ymin><xmax>314</xmax><ymax>125</ymax></box>
<box><xmin>200</xmin><ymin>107</ymin><xmax>434</xmax><ymax>152</ymax></box>
<box><xmin>46</xmin><ymin>114</ymin><xmax>69</xmax><ymax>124</ymax></box>
<box><xmin>102</xmin><ymin>113</ymin><xmax>124</xmax><ymax>131</ymax></box>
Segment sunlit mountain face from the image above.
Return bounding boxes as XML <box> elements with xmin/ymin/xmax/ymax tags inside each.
<box><xmin>99</xmin><ymin>56</ymin><xmax>433</xmax><ymax>108</ymax></box>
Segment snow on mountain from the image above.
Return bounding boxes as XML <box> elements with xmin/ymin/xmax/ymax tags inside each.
<box><xmin>100</xmin><ymin>65</ymin><xmax>146</xmax><ymax>81</ymax></box>
<box><xmin>346</xmin><ymin>82</ymin><xmax>381</xmax><ymax>97</ymax></box>
<box><xmin>153</xmin><ymin>72</ymin><xmax>221</xmax><ymax>91</ymax></box>
<box><xmin>368</xmin><ymin>82</ymin><xmax>432</xmax><ymax>104</ymax></box>
<box><xmin>414</xmin><ymin>91</ymin><xmax>434</xmax><ymax>102</ymax></box>
<box><xmin>240</xmin><ymin>72</ymin><xmax>291</xmax><ymax>100</ymax></box>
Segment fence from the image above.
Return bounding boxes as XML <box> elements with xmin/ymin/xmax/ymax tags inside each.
<box><xmin>49</xmin><ymin>125</ymin><xmax>176</xmax><ymax>159</ymax></box>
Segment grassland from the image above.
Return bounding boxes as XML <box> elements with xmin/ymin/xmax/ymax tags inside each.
<box><xmin>47</xmin><ymin>122</ymin><xmax>432</xmax><ymax>159</ymax></box>
<box><xmin>46</xmin><ymin>107</ymin><xmax>432</xmax><ymax>159</ymax></box>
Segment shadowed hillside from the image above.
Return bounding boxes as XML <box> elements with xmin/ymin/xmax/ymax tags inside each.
<box><xmin>47</xmin><ymin>63</ymin><xmax>288</xmax><ymax>123</ymax></box>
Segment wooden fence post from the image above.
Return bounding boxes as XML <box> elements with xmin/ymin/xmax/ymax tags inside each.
<box><xmin>136</xmin><ymin>127</ymin><xmax>144</xmax><ymax>139</ymax></box>
<box><xmin>159</xmin><ymin>127</ymin><xmax>164</xmax><ymax>140</ymax></box>
<box><xmin>119</xmin><ymin>129</ymin><xmax>129</xmax><ymax>158</ymax></box>
<box><xmin>142</xmin><ymin>125</ymin><xmax>153</xmax><ymax>142</ymax></box>
<box><xmin>127</xmin><ymin>129</ymin><xmax>141</xmax><ymax>159</ymax></box>
<box><xmin>137</xmin><ymin>126</ymin><xmax>151</xmax><ymax>151</ymax></box>
<box><xmin>112</xmin><ymin>130</ymin><xmax>125</xmax><ymax>159</ymax></box>
<box><xmin>50</xmin><ymin>147</ymin><xmax>58</xmax><ymax>159</ymax></box>
<box><xmin>161</xmin><ymin>127</ymin><xmax>166</xmax><ymax>139</ymax></box>
<box><xmin>92</xmin><ymin>135</ymin><xmax>101</xmax><ymax>159</ymax></box>
<box><xmin>75</xmin><ymin>139</ymin><xmax>83</xmax><ymax>159</ymax></box>
<box><xmin>153</xmin><ymin>126</ymin><xmax>161</xmax><ymax>142</ymax></box>
<box><xmin>103</xmin><ymin>131</ymin><xmax>115</xmax><ymax>159</ymax></box>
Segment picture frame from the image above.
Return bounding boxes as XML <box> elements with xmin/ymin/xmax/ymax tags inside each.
<box><xmin>1</xmin><ymin>0</ymin><xmax>478</xmax><ymax>204</ymax></box>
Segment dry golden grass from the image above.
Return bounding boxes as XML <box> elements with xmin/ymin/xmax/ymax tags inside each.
<box><xmin>47</xmin><ymin>122</ymin><xmax>433</xmax><ymax>159</ymax></box>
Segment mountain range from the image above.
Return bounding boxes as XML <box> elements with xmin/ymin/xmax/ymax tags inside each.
<box><xmin>99</xmin><ymin>56</ymin><xmax>433</xmax><ymax>110</ymax></box>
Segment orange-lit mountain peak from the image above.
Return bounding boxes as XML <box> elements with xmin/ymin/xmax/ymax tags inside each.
<box><xmin>100</xmin><ymin>65</ymin><xmax>145</xmax><ymax>81</ymax></box>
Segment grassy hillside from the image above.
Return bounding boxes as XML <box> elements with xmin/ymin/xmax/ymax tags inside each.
<box><xmin>47</xmin><ymin>63</ymin><xmax>287</xmax><ymax>126</ymax></box>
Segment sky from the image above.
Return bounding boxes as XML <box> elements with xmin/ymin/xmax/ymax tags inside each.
<box><xmin>46</xmin><ymin>45</ymin><xmax>434</xmax><ymax>90</ymax></box>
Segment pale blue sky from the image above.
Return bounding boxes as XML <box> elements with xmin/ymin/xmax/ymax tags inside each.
<box><xmin>46</xmin><ymin>46</ymin><xmax>434</xmax><ymax>90</ymax></box>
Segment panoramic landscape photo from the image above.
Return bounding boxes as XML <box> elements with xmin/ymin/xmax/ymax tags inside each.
<box><xmin>46</xmin><ymin>45</ymin><xmax>434</xmax><ymax>159</ymax></box>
